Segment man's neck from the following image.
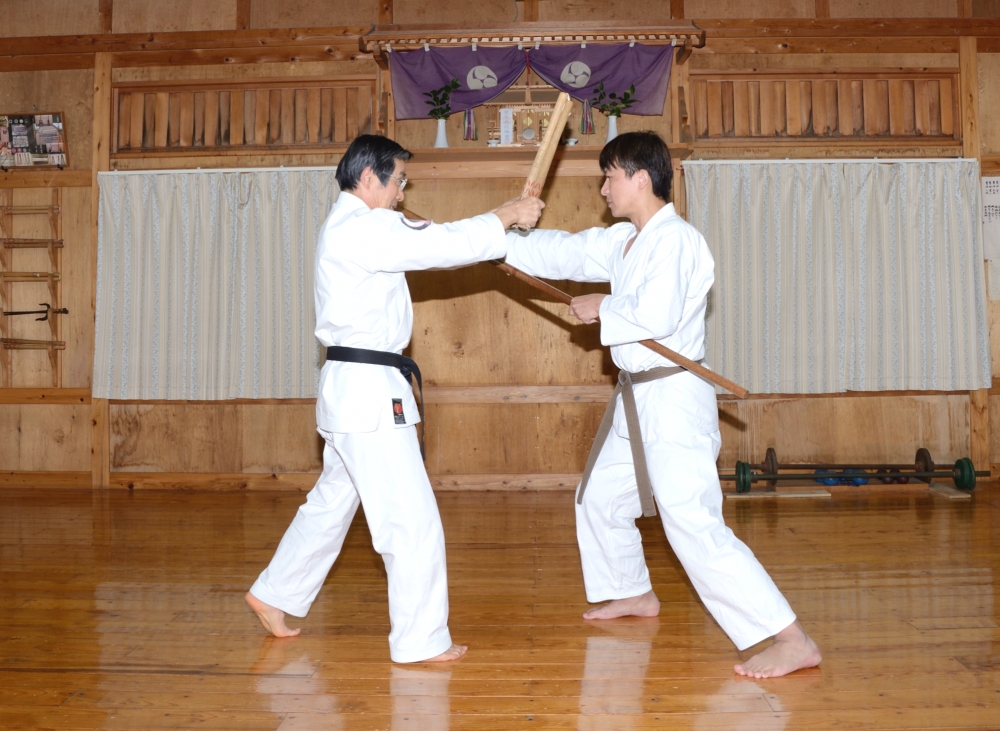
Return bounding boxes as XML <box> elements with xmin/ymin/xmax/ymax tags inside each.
<box><xmin>628</xmin><ymin>199</ymin><xmax>667</xmax><ymax>235</ymax></box>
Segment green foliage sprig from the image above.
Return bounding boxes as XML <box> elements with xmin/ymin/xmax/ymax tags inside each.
<box><xmin>424</xmin><ymin>78</ymin><xmax>461</xmax><ymax>120</ymax></box>
<box><xmin>591</xmin><ymin>82</ymin><xmax>638</xmax><ymax>118</ymax></box>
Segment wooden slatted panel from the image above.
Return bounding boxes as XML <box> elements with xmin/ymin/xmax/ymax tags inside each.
<box><xmin>914</xmin><ymin>79</ymin><xmax>930</xmax><ymax>135</ymax></box>
<box><xmin>143</xmin><ymin>93</ymin><xmax>155</xmax><ymax>147</ymax></box>
<box><xmin>255</xmin><ymin>89</ymin><xmax>270</xmax><ymax>147</ymax></box>
<box><xmin>268</xmin><ymin>89</ymin><xmax>285</xmax><ymax>145</ymax></box>
<box><xmin>117</xmin><ymin>93</ymin><xmax>131</xmax><ymax>150</ymax></box>
<box><xmin>295</xmin><ymin>89</ymin><xmax>308</xmax><ymax>143</ymax></box>
<box><xmin>178</xmin><ymin>92</ymin><xmax>194</xmax><ymax>147</ymax></box>
<box><xmin>760</xmin><ymin>80</ymin><xmax>775</xmax><ymax>137</ymax></box>
<box><xmin>130</xmin><ymin>92</ymin><xmax>145</xmax><ymax>149</ymax></box>
<box><xmin>748</xmin><ymin>81</ymin><xmax>761</xmax><ymax>136</ymax></box>
<box><xmin>940</xmin><ymin>78</ymin><xmax>954</xmax><ymax>136</ymax></box>
<box><xmin>786</xmin><ymin>80</ymin><xmax>802</xmax><ymax>136</ymax></box>
<box><xmin>721</xmin><ymin>81</ymin><xmax>734</xmax><ymax>136</ymax></box>
<box><xmin>928</xmin><ymin>79</ymin><xmax>941</xmax><ymax>135</ymax></box>
<box><xmin>774</xmin><ymin>82</ymin><xmax>787</xmax><ymax>136</ymax></box>
<box><xmin>733</xmin><ymin>81</ymin><xmax>749</xmax><ymax>137</ymax></box>
<box><xmin>876</xmin><ymin>80</ymin><xmax>890</xmax><ymax>135</ymax></box>
<box><xmin>800</xmin><ymin>81</ymin><xmax>812</xmax><ymax>135</ymax></box>
<box><xmin>903</xmin><ymin>80</ymin><xmax>916</xmax><ymax>134</ymax></box>
<box><xmin>204</xmin><ymin>91</ymin><xmax>219</xmax><ymax>147</ymax></box>
<box><xmin>281</xmin><ymin>88</ymin><xmax>295</xmax><ymax>144</ymax></box>
<box><xmin>193</xmin><ymin>92</ymin><xmax>205</xmax><ymax>146</ymax></box>
<box><xmin>357</xmin><ymin>83</ymin><xmax>372</xmax><ymax>136</ymax></box>
<box><xmin>333</xmin><ymin>88</ymin><xmax>348</xmax><ymax>143</ymax></box>
<box><xmin>229</xmin><ymin>90</ymin><xmax>244</xmax><ymax>146</ymax></box>
<box><xmin>812</xmin><ymin>80</ymin><xmax>827</xmax><ymax>135</ymax></box>
<box><xmin>889</xmin><ymin>80</ymin><xmax>906</xmax><ymax>136</ymax></box>
<box><xmin>346</xmin><ymin>88</ymin><xmax>358</xmax><ymax>141</ymax></box>
<box><xmin>307</xmin><ymin>88</ymin><xmax>321</xmax><ymax>144</ymax></box>
<box><xmin>320</xmin><ymin>88</ymin><xmax>333</xmax><ymax>143</ymax></box>
<box><xmin>706</xmin><ymin>81</ymin><xmax>723</xmax><ymax>137</ymax></box>
<box><xmin>851</xmin><ymin>81</ymin><xmax>864</xmax><ymax>136</ymax></box>
<box><xmin>825</xmin><ymin>81</ymin><xmax>839</xmax><ymax>135</ymax></box>
<box><xmin>154</xmin><ymin>92</ymin><xmax>169</xmax><ymax>148</ymax></box>
<box><xmin>219</xmin><ymin>91</ymin><xmax>231</xmax><ymax>145</ymax></box>
<box><xmin>838</xmin><ymin>80</ymin><xmax>853</xmax><ymax>136</ymax></box>
<box><xmin>243</xmin><ymin>91</ymin><xmax>255</xmax><ymax>147</ymax></box>
<box><xmin>862</xmin><ymin>80</ymin><xmax>878</xmax><ymax>136</ymax></box>
<box><xmin>168</xmin><ymin>93</ymin><xmax>181</xmax><ymax>147</ymax></box>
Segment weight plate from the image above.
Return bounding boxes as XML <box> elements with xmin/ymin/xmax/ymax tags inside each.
<box><xmin>953</xmin><ymin>457</ymin><xmax>976</xmax><ymax>491</ymax></box>
<box><xmin>843</xmin><ymin>468</ymin><xmax>869</xmax><ymax>486</ymax></box>
<box><xmin>736</xmin><ymin>461</ymin><xmax>752</xmax><ymax>494</ymax></box>
<box><xmin>915</xmin><ymin>448</ymin><xmax>934</xmax><ymax>482</ymax></box>
<box><xmin>876</xmin><ymin>468</ymin><xmax>894</xmax><ymax>484</ymax></box>
<box><xmin>764</xmin><ymin>448</ymin><xmax>779</xmax><ymax>486</ymax></box>
<box><xmin>814</xmin><ymin>469</ymin><xmax>839</xmax><ymax>487</ymax></box>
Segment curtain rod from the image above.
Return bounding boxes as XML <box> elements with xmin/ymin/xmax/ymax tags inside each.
<box><xmin>99</xmin><ymin>166</ymin><xmax>339</xmax><ymax>176</ymax></box>
<box><xmin>682</xmin><ymin>158</ymin><xmax>977</xmax><ymax>166</ymax></box>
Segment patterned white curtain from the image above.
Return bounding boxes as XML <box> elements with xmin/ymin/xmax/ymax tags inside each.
<box><xmin>94</xmin><ymin>168</ymin><xmax>339</xmax><ymax>400</ymax></box>
<box><xmin>685</xmin><ymin>159</ymin><xmax>990</xmax><ymax>394</ymax></box>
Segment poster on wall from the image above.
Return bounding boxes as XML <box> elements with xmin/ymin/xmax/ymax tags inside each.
<box><xmin>0</xmin><ymin>113</ymin><xmax>68</xmax><ymax>168</ymax></box>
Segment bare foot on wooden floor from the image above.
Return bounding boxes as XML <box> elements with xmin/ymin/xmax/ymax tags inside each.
<box><xmin>245</xmin><ymin>591</ymin><xmax>301</xmax><ymax>638</ymax></box>
<box><xmin>734</xmin><ymin>620</ymin><xmax>821</xmax><ymax>678</ymax></box>
<box><xmin>583</xmin><ymin>590</ymin><xmax>660</xmax><ymax>620</ymax></box>
<box><xmin>420</xmin><ymin>644</ymin><xmax>468</xmax><ymax>663</ymax></box>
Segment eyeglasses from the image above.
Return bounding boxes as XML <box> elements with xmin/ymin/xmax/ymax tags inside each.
<box><xmin>389</xmin><ymin>174</ymin><xmax>408</xmax><ymax>191</ymax></box>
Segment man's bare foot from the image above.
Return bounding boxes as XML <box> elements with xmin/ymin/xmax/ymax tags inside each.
<box><xmin>421</xmin><ymin>644</ymin><xmax>468</xmax><ymax>663</ymax></box>
<box><xmin>245</xmin><ymin>592</ymin><xmax>301</xmax><ymax>638</ymax></box>
<box><xmin>734</xmin><ymin>620</ymin><xmax>822</xmax><ymax>678</ymax></box>
<box><xmin>582</xmin><ymin>590</ymin><xmax>660</xmax><ymax>620</ymax></box>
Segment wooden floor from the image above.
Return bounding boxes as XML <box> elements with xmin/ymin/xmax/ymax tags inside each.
<box><xmin>1</xmin><ymin>485</ymin><xmax>998</xmax><ymax>730</ymax></box>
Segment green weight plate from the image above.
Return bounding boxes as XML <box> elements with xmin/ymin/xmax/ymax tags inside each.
<box><xmin>764</xmin><ymin>447</ymin><xmax>778</xmax><ymax>486</ymax></box>
<box><xmin>953</xmin><ymin>457</ymin><xmax>976</xmax><ymax>491</ymax></box>
<box><xmin>736</xmin><ymin>461</ymin><xmax>752</xmax><ymax>494</ymax></box>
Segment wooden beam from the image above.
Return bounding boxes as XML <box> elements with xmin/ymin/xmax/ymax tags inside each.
<box><xmin>0</xmin><ymin>55</ymin><xmax>95</xmax><ymax>72</ymax></box>
<box><xmin>0</xmin><ymin>388</ymin><xmax>91</xmax><ymax>404</ymax></box>
<box><xmin>970</xmin><ymin>389</ymin><xmax>989</xmax><ymax>470</ymax></box>
<box><xmin>524</xmin><ymin>0</ymin><xmax>539</xmax><ymax>22</ymax></box>
<box><xmin>0</xmin><ymin>170</ymin><xmax>91</xmax><ymax>188</ymax></box>
<box><xmin>98</xmin><ymin>0</ymin><xmax>113</xmax><ymax>33</ymax></box>
<box><xmin>670</xmin><ymin>0</ymin><xmax>684</xmax><ymax>19</ymax></box>
<box><xmin>92</xmin><ymin>52</ymin><xmax>113</xmax><ymax>490</ymax></box>
<box><xmin>815</xmin><ymin>0</ymin><xmax>830</xmax><ymax>18</ymax></box>
<box><xmin>959</xmin><ymin>36</ymin><xmax>981</xmax><ymax>159</ymax></box>
<box><xmin>236</xmin><ymin>0</ymin><xmax>251</xmax><ymax>30</ymax></box>
<box><xmin>0</xmin><ymin>472</ymin><xmax>91</xmax><ymax>487</ymax></box>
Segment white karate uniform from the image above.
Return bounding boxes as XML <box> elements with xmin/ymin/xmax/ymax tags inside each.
<box><xmin>251</xmin><ymin>192</ymin><xmax>507</xmax><ymax>663</ymax></box>
<box><xmin>506</xmin><ymin>203</ymin><xmax>796</xmax><ymax>650</ymax></box>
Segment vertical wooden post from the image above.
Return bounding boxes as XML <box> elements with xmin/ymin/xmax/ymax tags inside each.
<box><xmin>670</xmin><ymin>0</ymin><xmax>684</xmax><ymax>19</ymax></box>
<box><xmin>378</xmin><ymin>0</ymin><xmax>393</xmax><ymax>25</ymax></box>
<box><xmin>92</xmin><ymin>52</ymin><xmax>113</xmax><ymax>489</ymax></box>
<box><xmin>524</xmin><ymin>0</ymin><xmax>539</xmax><ymax>22</ymax></box>
<box><xmin>958</xmin><ymin>0</ymin><xmax>973</xmax><ymax>17</ymax></box>
<box><xmin>815</xmin><ymin>0</ymin><xmax>830</xmax><ymax>18</ymax></box>
<box><xmin>236</xmin><ymin>0</ymin><xmax>251</xmax><ymax>30</ymax></box>
<box><xmin>98</xmin><ymin>0</ymin><xmax>113</xmax><ymax>33</ymax></box>
<box><xmin>970</xmin><ymin>389</ymin><xmax>990</xmax><ymax>469</ymax></box>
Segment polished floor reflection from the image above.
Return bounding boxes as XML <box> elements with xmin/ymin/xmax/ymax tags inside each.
<box><xmin>0</xmin><ymin>486</ymin><xmax>997</xmax><ymax>730</ymax></box>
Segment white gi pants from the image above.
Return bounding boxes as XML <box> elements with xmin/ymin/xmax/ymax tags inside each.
<box><xmin>250</xmin><ymin>420</ymin><xmax>453</xmax><ymax>663</ymax></box>
<box><xmin>576</xmin><ymin>427</ymin><xmax>797</xmax><ymax>651</ymax></box>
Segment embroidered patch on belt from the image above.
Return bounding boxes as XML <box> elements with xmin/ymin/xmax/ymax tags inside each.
<box><xmin>392</xmin><ymin>398</ymin><xmax>406</xmax><ymax>424</ymax></box>
<box><xmin>400</xmin><ymin>217</ymin><xmax>431</xmax><ymax>230</ymax></box>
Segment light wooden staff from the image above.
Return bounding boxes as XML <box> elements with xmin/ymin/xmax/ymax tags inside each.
<box><xmin>519</xmin><ymin>91</ymin><xmax>573</xmax><ymax>200</ymax></box>
<box><xmin>492</xmin><ymin>261</ymin><xmax>750</xmax><ymax>399</ymax></box>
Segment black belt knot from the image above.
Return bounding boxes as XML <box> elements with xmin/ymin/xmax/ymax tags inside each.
<box><xmin>325</xmin><ymin>346</ymin><xmax>425</xmax><ymax>460</ymax></box>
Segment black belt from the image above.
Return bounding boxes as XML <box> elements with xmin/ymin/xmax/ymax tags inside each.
<box><xmin>326</xmin><ymin>346</ymin><xmax>425</xmax><ymax>459</ymax></box>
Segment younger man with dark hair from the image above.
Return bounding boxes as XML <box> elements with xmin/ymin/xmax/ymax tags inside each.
<box><xmin>505</xmin><ymin>131</ymin><xmax>821</xmax><ymax>678</ymax></box>
<box><xmin>246</xmin><ymin>135</ymin><xmax>543</xmax><ymax>663</ymax></box>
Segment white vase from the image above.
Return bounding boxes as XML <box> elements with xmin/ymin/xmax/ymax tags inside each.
<box><xmin>606</xmin><ymin>115</ymin><xmax>619</xmax><ymax>143</ymax></box>
<box><xmin>434</xmin><ymin>118</ymin><xmax>449</xmax><ymax>148</ymax></box>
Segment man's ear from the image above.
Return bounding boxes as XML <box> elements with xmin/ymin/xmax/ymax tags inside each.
<box><xmin>358</xmin><ymin>166</ymin><xmax>375</xmax><ymax>190</ymax></box>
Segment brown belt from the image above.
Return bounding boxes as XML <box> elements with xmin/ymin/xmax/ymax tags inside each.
<box><xmin>578</xmin><ymin>365</ymin><xmax>687</xmax><ymax>518</ymax></box>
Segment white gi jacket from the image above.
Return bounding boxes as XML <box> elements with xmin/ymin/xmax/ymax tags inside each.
<box><xmin>315</xmin><ymin>192</ymin><xmax>507</xmax><ymax>433</ymax></box>
<box><xmin>506</xmin><ymin>203</ymin><xmax>719</xmax><ymax>442</ymax></box>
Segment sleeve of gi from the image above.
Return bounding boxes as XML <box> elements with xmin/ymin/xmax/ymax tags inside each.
<box><xmin>597</xmin><ymin>223</ymin><xmax>695</xmax><ymax>346</ymax></box>
<box><xmin>504</xmin><ymin>227</ymin><xmax>619</xmax><ymax>283</ymax></box>
<box><xmin>353</xmin><ymin>210</ymin><xmax>508</xmax><ymax>273</ymax></box>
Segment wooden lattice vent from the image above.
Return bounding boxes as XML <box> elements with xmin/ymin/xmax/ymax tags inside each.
<box><xmin>691</xmin><ymin>69</ymin><xmax>959</xmax><ymax>144</ymax></box>
<box><xmin>112</xmin><ymin>76</ymin><xmax>378</xmax><ymax>156</ymax></box>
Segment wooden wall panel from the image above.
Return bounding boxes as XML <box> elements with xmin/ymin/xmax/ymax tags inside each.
<box><xmin>0</xmin><ymin>69</ymin><xmax>94</xmax><ymax>172</ymax></box>
<box><xmin>690</xmin><ymin>54</ymin><xmax>959</xmax><ymax>71</ymax></box>
<box><xmin>61</xmin><ymin>187</ymin><xmax>94</xmax><ymax>389</ymax></box>
<box><xmin>718</xmin><ymin>394</ymin><xmax>972</xmax><ymax>468</ymax></box>
<box><xmin>394</xmin><ymin>0</ymin><xmax>517</xmax><ymax>24</ymax></box>
<box><xmin>110</xmin><ymin>403</ymin><xmax>242</xmax><ymax>472</ymax></box>
<box><xmin>112</xmin><ymin>0</ymin><xmax>237</xmax><ymax>32</ymax></box>
<box><xmin>250</xmin><ymin>0</ymin><xmax>380</xmax><ymax>27</ymax></box>
<box><xmin>685</xmin><ymin>0</ymin><xmax>814</xmax><ymax>17</ymax></box>
<box><xmin>0</xmin><ymin>404</ymin><xmax>91</xmax><ymax>471</ymax></box>
<box><xmin>829</xmin><ymin>0</ymin><xmax>959</xmax><ymax>16</ymax></box>
<box><xmin>0</xmin><ymin>0</ymin><xmax>102</xmax><ymax>37</ymax></box>
<box><xmin>979</xmin><ymin>53</ymin><xmax>1000</xmax><ymax>154</ymax></box>
<box><xmin>241</xmin><ymin>404</ymin><xmax>323</xmax><ymax>473</ymax></box>
<box><xmin>973</xmin><ymin>0</ymin><xmax>1000</xmax><ymax>16</ymax></box>
<box><xmin>538</xmin><ymin>0</ymin><xmax>676</xmax><ymax>22</ymax></box>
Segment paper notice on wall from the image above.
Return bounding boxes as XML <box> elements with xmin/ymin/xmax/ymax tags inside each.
<box><xmin>984</xmin><ymin>177</ymin><xmax>1000</xmax><ymax>260</ymax></box>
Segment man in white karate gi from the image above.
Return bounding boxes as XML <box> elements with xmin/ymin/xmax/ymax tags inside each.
<box><xmin>246</xmin><ymin>135</ymin><xmax>543</xmax><ymax>663</ymax></box>
<box><xmin>505</xmin><ymin>131</ymin><xmax>821</xmax><ymax>678</ymax></box>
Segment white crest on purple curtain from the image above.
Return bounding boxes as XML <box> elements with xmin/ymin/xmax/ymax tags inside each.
<box><xmin>390</xmin><ymin>46</ymin><xmax>527</xmax><ymax>119</ymax></box>
<box><xmin>530</xmin><ymin>44</ymin><xmax>674</xmax><ymax>115</ymax></box>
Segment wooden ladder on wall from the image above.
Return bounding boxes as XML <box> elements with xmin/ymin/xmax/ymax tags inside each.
<box><xmin>0</xmin><ymin>188</ymin><xmax>65</xmax><ymax>388</ymax></box>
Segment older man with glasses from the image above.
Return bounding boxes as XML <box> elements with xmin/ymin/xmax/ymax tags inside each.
<box><xmin>246</xmin><ymin>134</ymin><xmax>544</xmax><ymax>663</ymax></box>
